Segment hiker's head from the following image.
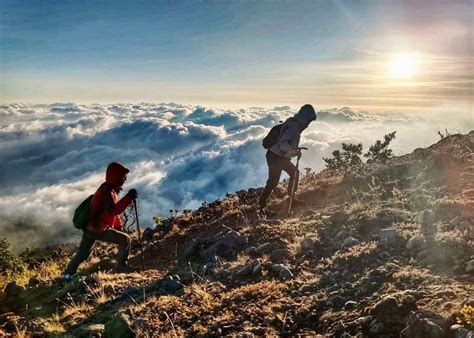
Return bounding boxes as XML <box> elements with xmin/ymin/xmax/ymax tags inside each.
<box><xmin>106</xmin><ymin>162</ymin><xmax>130</xmax><ymax>190</ymax></box>
<box><xmin>295</xmin><ymin>104</ymin><xmax>317</xmax><ymax>130</ymax></box>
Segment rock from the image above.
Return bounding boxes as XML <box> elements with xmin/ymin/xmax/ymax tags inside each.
<box><xmin>142</xmin><ymin>227</ymin><xmax>154</xmax><ymax>241</ymax></box>
<box><xmin>327</xmin><ymin>295</ymin><xmax>346</xmax><ymax>308</ymax></box>
<box><xmin>77</xmin><ymin>324</ymin><xmax>105</xmax><ymax>337</ymax></box>
<box><xmin>450</xmin><ymin>324</ymin><xmax>474</xmax><ymax>338</ymax></box>
<box><xmin>245</xmin><ymin>246</ymin><xmax>257</xmax><ymax>255</ymax></box>
<box><xmin>379</xmin><ymin>228</ymin><xmax>403</xmax><ymax>245</ymax></box>
<box><xmin>465</xmin><ymin>260</ymin><xmax>474</xmax><ymax>274</ymax></box>
<box><xmin>4</xmin><ymin>281</ymin><xmax>25</xmax><ymax>296</ymax></box>
<box><xmin>254</xmin><ymin>242</ymin><xmax>272</xmax><ymax>255</ymax></box>
<box><xmin>183</xmin><ymin>238</ymin><xmax>200</xmax><ymax>258</ymax></box>
<box><xmin>335</xmin><ymin>230</ymin><xmax>350</xmax><ymax>241</ymax></box>
<box><xmin>122</xmin><ymin>286</ymin><xmax>140</xmax><ymax>297</ymax></box>
<box><xmin>28</xmin><ymin>277</ymin><xmax>41</xmax><ymax>287</ymax></box>
<box><xmin>449</xmin><ymin>216</ymin><xmax>463</xmax><ymax>228</ymax></box>
<box><xmin>370</xmin><ymin>296</ymin><xmax>399</xmax><ymax>323</ymax></box>
<box><xmin>401</xmin><ymin>310</ymin><xmax>448</xmax><ymax>338</ymax></box>
<box><xmin>252</xmin><ymin>263</ymin><xmax>263</xmax><ymax>277</ymax></box>
<box><xmin>203</xmin><ymin>231</ymin><xmax>248</xmax><ymax>260</ymax></box>
<box><xmin>161</xmin><ymin>275</ymin><xmax>183</xmax><ymax>293</ymax></box>
<box><xmin>462</xmin><ymin>299</ymin><xmax>474</xmax><ymax>307</ymax></box>
<box><xmin>344</xmin><ymin>300</ymin><xmax>357</xmax><ymax>310</ymax></box>
<box><xmin>418</xmin><ymin>209</ymin><xmax>437</xmax><ymax>236</ymax></box>
<box><xmin>301</xmin><ymin>238</ymin><xmax>315</xmax><ymax>251</ymax></box>
<box><xmin>356</xmin><ymin>315</ymin><xmax>373</xmax><ymax>328</ymax></box>
<box><xmin>236</xmin><ymin>264</ymin><xmax>254</xmax><ymax>276</ymax></box>
<box><xmin>369</xmin><ymin>321</ymin><xmax>385</xmax><ymax>335</ymax></box>
<box><xmin>341</xmin><ymin>236</ymin><xmax>360</xmax><ymax>249</ymax></box>
<box><xmin>330</xmin><ymin>211</ymin><xmax>349</xmax><ymax>225</ymax></box>
<box><xmin>406</xmin><ymin>235</ymin><xmax>427</xmax><ymax>251</ymax></box>
<box><xmin>271</xmin><ymin>264</ymin><xmax>293</xmax><ymax>281</ymax></box>
<box><xmin>104</xmin><ymin>313</ymin><xmax>134</xmax><ymax>338</ymax></box>
<box><xmin>270</xmin><ymin>248</ymin><xmax>291</xmax><ymax>263</ymax></box>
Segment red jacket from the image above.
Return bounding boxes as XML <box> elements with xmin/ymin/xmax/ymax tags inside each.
<box><xmin>86</xmin><ymin>162</ymin><xmax>133</xmax><ymax>233</ymax></box>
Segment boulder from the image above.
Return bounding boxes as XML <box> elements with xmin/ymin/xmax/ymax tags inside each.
<box><xmin>271</xmin><ymin>264</ymin><xmax>293</xmax><ymax>281</ymax></box>
<box><xmin>236</xmin><ymin>264</ymin><xmax>254</xmax><ymax>276</ymax></box>
<box><xmin>161</xmin><ymin>275</ymin><xmax>183</xmax><ymax>293</ymax></box>
<box><xmin>449</xmin><ymin>324</ymin><xmax>474</xmax><ymax>338</ymax></box>
<box><xmin>465</xmin><ymin>260</ymin><xmax>474</xmax><ymax>274</ymax></box>
<box><xmin>400</xmin><ymin>310</ymin><xmax>448</xmax><ymax>338</ymax></box>
<box><xmin>142</xmin><ymin>227</ymin><xmax>154</xmax><ymax>241</ymax></box>
<box><xmin>252</xmin><ymin>263</ymin><xmax>263</xmax><ymax>277</ymax></box>
<box><xmin>406</xmin><ymin>235</ymin><xmax>427</xmax><ymax>251</ymax></box>
<box><xmin>370</xmin><ymin>296</ymin><xmax>400</xmax><ymax>323</ymax></box>
<box><xmin>341</xmin><ymin>236</ymin><xmax>360</xmax><ymax>249</ymax></box>
<box><xmin>379</xmin><ymin>228</ymin><xmax>403</xmax><ymax>246</ymax></box>
<box><xmin>254</xmin><ymin>242</ymin><xmax>272</xmax><ymax>255</ymax></box>
<box><xmin>4</xmin><ymin>281</ymin><xmax>25</xmax><ymax>297</ymax></box>
<box><xmin>104</xmin><ymin>313</ymin><xmax>134</xmax><ymax>338</ymax></box>
<box><xmin>203</xmin><ymin>231</ymin><xmax>248</xmax><ymax>260</ymax></box>
<box><xmin>418</xmin><ymin>209</ymin><xmax>437</xmax><ymax>236</ymax></box>
<box><xmin>270</xmin><ymin>248</ymin><xmax>291</xmax><ymax>263</ymax></box>
<box><xmin>301</xmin><ymin>238</ymin><xmax>315</xmax><ymax>251</ymax></box>
<box><xmin>122</xmin><ymin>286</ymin><xmax>140</xmax><ymax>298</ymax></box>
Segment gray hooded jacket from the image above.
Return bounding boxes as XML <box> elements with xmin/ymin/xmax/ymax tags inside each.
<box><xmin>270</xmin><ymin>104</ymin><xmax>316</xmax><ymax>158</ymax></box>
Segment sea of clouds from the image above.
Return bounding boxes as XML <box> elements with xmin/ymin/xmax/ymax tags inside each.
<box><xmin>0</xmin><ymin>102</ymin><xmax>472</xmax><ymax>249</ymax></box>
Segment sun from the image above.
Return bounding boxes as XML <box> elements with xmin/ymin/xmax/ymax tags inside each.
<box><xmin>390</xmin><ymin>53</ymin><xmax>419</xmax><ymax>79</ymax></box>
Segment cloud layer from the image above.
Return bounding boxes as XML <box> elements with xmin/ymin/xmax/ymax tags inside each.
<box><xmin>1</xmin><ymin>103</ymin><xmax>471</xmax><ymax>249</ymax></box>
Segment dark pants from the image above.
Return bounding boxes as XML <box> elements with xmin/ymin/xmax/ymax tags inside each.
<box><xmin>258</xmin><ymin>150</ymin><xmax>298</xmax><ymax>208</ymax></box>
<box><xmin>64</xmin><ymin>228</ymin><xmax>131</xmax><ymax>275</ymax></box>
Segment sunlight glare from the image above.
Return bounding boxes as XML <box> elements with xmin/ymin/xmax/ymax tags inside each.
<box><xmin>390</xmin><ymin>53</ymin><xmax>419</xmax><ymax>79</ymax></box>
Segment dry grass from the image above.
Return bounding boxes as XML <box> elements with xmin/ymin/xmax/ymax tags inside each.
<box><xmin>61</xmin><ymin>301</ymin><xmax>94</xmax><ymax>322</ymax></box>
<box><xmin>2</xmin><ymin>259</ymin><xmax>65</xmax><ymax>288</ymax></box>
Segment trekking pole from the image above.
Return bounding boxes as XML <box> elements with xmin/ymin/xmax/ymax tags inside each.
<box><xmin>133</xmin><ymin>199</ymin><xmax>145</xmax><ymax>271</ymax></box>
<box><xmin>287</xmin><ymin>147</ymin><xmax>307</xmax><ymax>218</ymax></box>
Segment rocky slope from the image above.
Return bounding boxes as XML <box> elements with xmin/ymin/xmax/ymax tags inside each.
<box><xmin>1</xmin><ymin>131</ymin><xmax>473</xmax><ymax>337</ymax></box>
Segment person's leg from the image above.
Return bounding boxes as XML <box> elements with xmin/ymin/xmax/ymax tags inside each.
<box><xmin>258</xmin><ymin>151</ymin><xmax>283</xmax><ymax>208</ymax></box>
<box><xmin>97</xmin><ymin>229</ymin><xmax>131</xmax><ymax>268</ymax></box>
<box><xmin>64</xmin><ymin>232</ymin><xmax>95</xmax><ymax>276</ymax></box>
<box><xmin>281</xmin><ymin>158</ymin><xmax>298</xmax><ymax>196</ymax></box>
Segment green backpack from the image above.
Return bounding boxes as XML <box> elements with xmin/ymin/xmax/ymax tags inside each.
<box><xmin>73</xmin><ymin>195</ymin><xmax>94</xmax><ymax>229</ymax></box>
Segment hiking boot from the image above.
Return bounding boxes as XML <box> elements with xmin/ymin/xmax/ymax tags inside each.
<box><xmin>63</xmin><ymin>273</ymin><xmax>73</xmax><ymax>282</ymax></box>
<box><xmin>115</xmin><ymin>263</ymin><xmax>136</xmax><ymax>273</ymax></box>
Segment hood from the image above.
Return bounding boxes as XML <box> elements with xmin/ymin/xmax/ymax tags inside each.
<box><xmin>294</xmin><ymin>104</ymin><xmax>317</xmax><ymax>129</ymax></box>
<box><xmin>105</xmin><ymin>162</ymin><xmax>130</xmax><ymax>188</ymax></box>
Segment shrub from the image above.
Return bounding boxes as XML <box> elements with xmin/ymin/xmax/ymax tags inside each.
<box><xmin>0</xmin><ymin>237</ymin><xmax>25</xmax><ymax>277</ymax></box>
<box><xmin>323</xmin><ymin>143</ymin><xmax>363</xmax><ymax>174</ymax></box>
<box><xmin>364</xmin><ymin>131</ymin><xmax>396</xmax><ymax>164</ymax></box>
<box><xmin>323</xmin><ymin>132</ymin><xmax>397</xmax><ymax>174</ymax></box>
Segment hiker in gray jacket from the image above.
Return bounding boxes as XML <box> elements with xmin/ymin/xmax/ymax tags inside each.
<box><xmin>258</xmin><ymin>104</ymin><xmax>317</xmax><ymax>213</ymax></box>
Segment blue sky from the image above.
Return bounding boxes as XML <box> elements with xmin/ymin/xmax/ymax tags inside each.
<box><xmin>1</xmin><ymin>0</ymin><xmax>473</xmax><ymax>113</ymax></box>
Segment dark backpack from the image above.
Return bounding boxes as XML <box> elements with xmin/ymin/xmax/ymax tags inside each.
<box><xmin>262</xmin><ymin>123</ymin><xmax>283</xmax><ymax>149</ymax></box>
<box><xmin>73</xmin><ymin>195</ymin><xmax>94</xmax><ymax>229</ymax></box>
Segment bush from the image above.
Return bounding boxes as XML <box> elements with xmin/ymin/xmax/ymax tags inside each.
<box><xmin>323</xmin><ymin>143</ymin><xmax>363</xmax><ymax>174</ymax></box>
<box><xmin>323</xmin><ymin>132</ymin><xmax>397</xmax><ymax>174</ymax></box>
<box><xmin>0</xmin><ymin>237</ymin><xmax>25</xmax><ymax>277</ymax></box>
<box><xmin>364</xmin><ymin>131</ymin><xmax>396</xmax><ymax>164</ymax></box>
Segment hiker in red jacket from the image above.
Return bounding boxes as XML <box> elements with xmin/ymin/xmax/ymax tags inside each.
<box><xmin>64</xmin><ymin>162</ymin><xmax>138</xmax><ymax>280</ymax></box>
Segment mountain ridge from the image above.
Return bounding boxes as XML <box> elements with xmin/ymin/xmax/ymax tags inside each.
<box><xmin>1</xmin><ymin>131</ymin><xmax>473</xmax><ymax>337</ymax></box>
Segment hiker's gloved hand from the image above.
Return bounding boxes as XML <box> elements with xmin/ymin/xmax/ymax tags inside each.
<box><xmin>126</xmin><ymin>189</ymin><xmax>138</xmax><ymax>199</ymax></box>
